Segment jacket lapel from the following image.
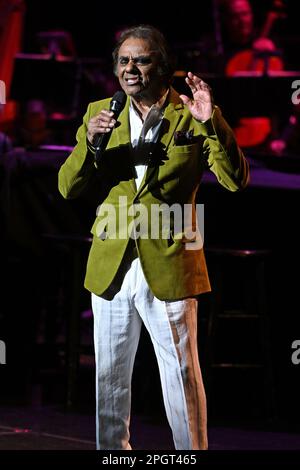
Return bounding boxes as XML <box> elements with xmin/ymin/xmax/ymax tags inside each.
<box><xmin>106</xmin><ymin>89</ymin><xmax>184</xmax><ymax>199</ymax></box>
<box><xmin>112</xmin><ymin>96</ymin><xmax>130</xmax><ymax>148</ymax></box>
<box><xmin>159</xmin><ymin>87</ymin><xmax>184</xmax><ymax>150</ymax></box>
<box><xmin>108</xmin><ymin>97</ymin><xmax>137</xmax><ymax>195</ymax></box>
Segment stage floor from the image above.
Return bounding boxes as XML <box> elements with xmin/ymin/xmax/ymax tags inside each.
<box><xmin>1</xmin><ymin>405</ymin><xmax>300</xmax><ymax>450</ymax></box>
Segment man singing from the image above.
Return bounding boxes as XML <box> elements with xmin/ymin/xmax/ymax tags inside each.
<box><xmin>58</xmin><ymin>24</ymin><xmax>249</xmax><ymax>450</ymax></box>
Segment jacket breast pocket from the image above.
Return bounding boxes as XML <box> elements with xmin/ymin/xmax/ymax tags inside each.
<box><xmin>170</xmin><ymin>142</ymin><xmax>199</xmax><ymax>155</ymax></box>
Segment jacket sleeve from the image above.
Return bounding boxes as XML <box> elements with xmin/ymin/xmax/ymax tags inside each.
<box><xmin>58</xmin><ymin>103</ymin><xmax>96</xmax><ymax>199</ymax></box>
<box><xmin>197</xmin><ymin>106</ymin><xmax>250</xmax><ymax>191</ymax></box>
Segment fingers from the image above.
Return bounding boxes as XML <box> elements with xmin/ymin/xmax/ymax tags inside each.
<box><xmin>87</xmin><ymin>110</ymin><xmax>116</xmax><ymax>144</ymax></box>
<box><xmin>90</xmin><ymin>110</ymin><xmax>116</xmax><ymax>132</ymax></box>
<box><xmin>179</xmin><ymin>94</ymin><xmax>191</xmax><ymax>106</ymax></box>
<box><xmin>185</xmin><ymin>71</ymin><xmax>198</xmax><ymax>94</ymax></box>
<box><xmin>185</xmin><ymin>71</ymin><xmax>211</xmax><ymax>94</ymax></box>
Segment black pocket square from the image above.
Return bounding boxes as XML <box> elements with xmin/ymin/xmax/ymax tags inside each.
<box><xmin>174</xmin><ymin>129</ymin><xmax>195</xmax><ymax>146</ymax></box>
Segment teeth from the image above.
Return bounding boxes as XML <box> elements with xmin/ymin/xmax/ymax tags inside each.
<box><xmin>127</xmin><ymin>78</ymin><xmax>138</xmax><ymax>85</ymax></box>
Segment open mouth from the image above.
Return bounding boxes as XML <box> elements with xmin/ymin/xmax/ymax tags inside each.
<box><xmin>125</xmin><ymin>77</ymin><xmax>141</xmax><ymax>86</ymax></box>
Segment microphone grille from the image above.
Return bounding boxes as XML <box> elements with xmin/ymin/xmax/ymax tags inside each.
<box><xmin>110</xmin><ymin>91</ymin><xmax>127</xmax><ymax>116</ymax></box>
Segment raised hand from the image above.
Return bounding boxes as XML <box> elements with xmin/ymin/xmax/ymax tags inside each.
<box><xmin>179</xmin><ymin>71</ymin><xmax>213</xmax><ymax>122</ymax></box>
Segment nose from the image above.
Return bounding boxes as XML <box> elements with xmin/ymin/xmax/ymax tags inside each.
<box><xmin>124</xmin><ymin>57</ymin><xmax>138</xmax><ymax>73</ymax></box>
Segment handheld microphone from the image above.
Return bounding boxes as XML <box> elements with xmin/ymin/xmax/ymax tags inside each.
<box><xmin>94</xmin><ymin>90</ymin><xmax>127</xmax><ymax>166</ymax></box>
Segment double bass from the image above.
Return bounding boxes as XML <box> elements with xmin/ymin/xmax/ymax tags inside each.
<box><xmin>225</xmin><ymin>0</ymin><xmax>286</xmax><ymax>147</ymax></box>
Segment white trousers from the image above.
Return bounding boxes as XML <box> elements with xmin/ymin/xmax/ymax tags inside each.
<box><xmin>92</xmin><ymin>256</ymin><xmax>207</xmax><ymax>450</ymax></box>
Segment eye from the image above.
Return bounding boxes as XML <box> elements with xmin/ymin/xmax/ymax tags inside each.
<box><xmin>119</xmin><ymin>57</ymin><xmax>129</xmax><ymax>65</ymax></box>
<box><xmin>118</xmin><ymin>55</ymin><xmax>152</xmax><ymax>66</ymax></box>
<box><xmin>135</xmin><ymin>57</ymin><xmax>152</xmax><ymax>65</ymax></box>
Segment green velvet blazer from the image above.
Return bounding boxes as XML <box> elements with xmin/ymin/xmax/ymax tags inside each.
<box><xmin>58</xmin><ymin>88</ymin><xmax>249</xmax><ymax>300</ymax></box>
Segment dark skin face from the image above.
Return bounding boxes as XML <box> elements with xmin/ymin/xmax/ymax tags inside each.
<box><xmin>116</xmin><ymin>37</ymin><xmax>167</xmax><ymax>108</ymax></box>
<box><xmin>225</xmin><ymin>0</ymin><xmax>253</xmax><ymax>45</ymax></box>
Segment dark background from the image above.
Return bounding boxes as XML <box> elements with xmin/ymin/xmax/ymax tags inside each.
<box><xmin>22</xmin><ymin>0</ymin><xmax>298</xmax><ymax>65</ymax></box>
<box><xmin>14</xmin><ymin>0</ymin><xmax>300</xmax><ymax>136</ymax></box>
<box><xmin>1</xmin><ymin>0</ymin><xmax>300</xmax><ymax>445</ymax></box>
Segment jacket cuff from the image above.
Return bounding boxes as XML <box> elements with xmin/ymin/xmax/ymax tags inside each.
<box><xmin>196</xmin><ymin>107</ymin><xmax>218</xmax><ymax>136</ymax></box>
<box><xmin>86</xmin><ymin>138</ymin><xmax>96</xmax><ymax>155</ymax></box>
